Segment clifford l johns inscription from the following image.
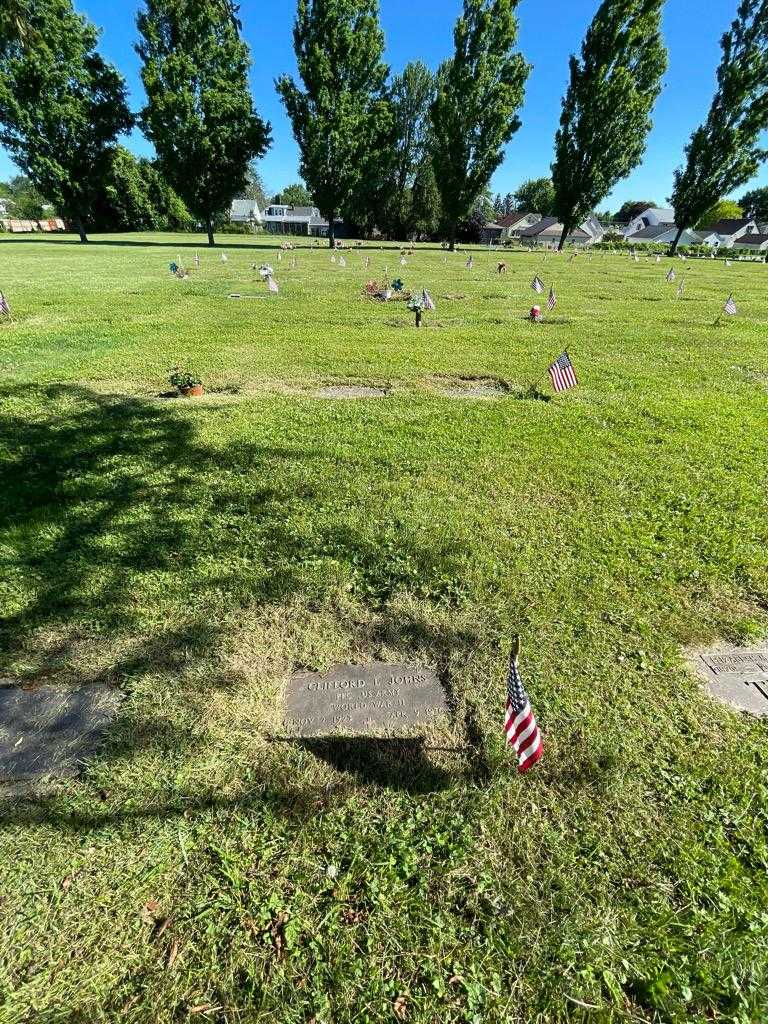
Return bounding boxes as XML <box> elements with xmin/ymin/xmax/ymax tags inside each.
<box><xmin>284</xmin><ymin>662</ymin><xmax>449</xmax><ymax>738</ymax></box>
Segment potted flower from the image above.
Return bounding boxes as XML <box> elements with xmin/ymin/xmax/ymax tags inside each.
<box><xmin>169</xmin><ymin>368</ymin><xmax>204</xmax><ymax>397</ymax></box>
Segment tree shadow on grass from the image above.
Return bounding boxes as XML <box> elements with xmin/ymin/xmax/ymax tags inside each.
<box><xmin>0</xmin><ymin>383</ymin><xmax>476</xmax><ymax>805</ymax></box>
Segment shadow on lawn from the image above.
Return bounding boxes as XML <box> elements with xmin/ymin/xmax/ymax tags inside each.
<box><xmin>0</xmin><ymin>383</ymin><xmax>474</xmax><ymax>803</ymax></box>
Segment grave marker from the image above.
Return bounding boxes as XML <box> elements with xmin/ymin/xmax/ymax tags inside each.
<box><xmin>284</xmin><ymin>662</ymin><xmax>449</xmax><ymax>737</ymax></box>
<box><xmin>689</xmin><ymin>644</ymin><xmax>768</xmax><ymax>717</ymax></box>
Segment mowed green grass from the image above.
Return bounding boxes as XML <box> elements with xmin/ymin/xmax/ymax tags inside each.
<box><xmin>0</xmin><ymin>232</ymin><xmax>767</xmax><ymax>1024</ymax></box>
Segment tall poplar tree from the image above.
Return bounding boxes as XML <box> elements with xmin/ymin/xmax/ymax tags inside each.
<box><xmin>551</xmin><ymin>0</ymin><xmax>666</xmax><ymax>251</ymax></box>
<box><xmin>0</xmin><ymin>0</ymin><xmax>132</xmax><ymax>242</ymax></box>
<box><xmin>669</xmin><ymin>0</ymin><xmax>768</xmax><ymax>254</ymax></box>
<box><xmin>136</xmin><ymin>0</ymin><xmax>271</xmax><ymax>246</ymax></box>
<box><xmin>277</xmin><ymin>0</ymin><xmax>390</xmax><ymax>248</ymax></box>
<box><xmin>430</xmin><ymin>0</ymin><xmax>529</xmax><ymax>250</ymax></box>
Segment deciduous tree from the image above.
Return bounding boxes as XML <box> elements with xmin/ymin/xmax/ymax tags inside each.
<box><xmin>552</xmin><ymin>0</ymin><xmax>667</xmax><ymax>250</ymax></box>
<box><xmin>274</xmin><ymin>183</ymin><xmax>313</xmax><ymax>207</ymax></box>
<box><xmin>277</xmin><ymin>0</ymin><xmax>390</xmax><ymax>247</ymax></box>
<box><xmin>137</xmin><ymin>0</ymin><xmax>271</xmax><ymax>246</ymax></box>
<box><xmin>696</xmin><ymin>199</ymin><xmax>744</xmax><ymax>226</ymax></box>
<box><xmin>738</xmin><ymin>185</ymin><xmax>768</xmax><ymax>221</ymax></box>
<box><xmin>0</xmin><ymin>0</ymin><xmax>132</xmax><ymax>242</ymax></box>
<box><xmin>430</xmin><ymin>0</ymin><xmax>529</xmax><ymax>250</ymax></box>
<box><xmin>669</xmin><ymin>0</ymin><xmax>768</xmax><ymax>254</ymax></box>
<box><xmin>513</xmin><ymin>177</ymin><xmax>555</xmax><ymax>215</ymax></box>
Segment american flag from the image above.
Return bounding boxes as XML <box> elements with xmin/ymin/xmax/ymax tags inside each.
<box><xmin>267</xmin><ymin>276</ymin><xmax>279</xmax><ymax>294</ymax></box>
<box><xmin>547</xmin><ymin>285</ymin><xmax>556</xmax><ymax>311</ymax></box>
<box><xmin>504</xmin><ymin>645</ymin><xmax>543</xmax><ymax>774</ymax></box>
<box><xmin>0</xmin><ymin>291</ymin><xmax>11</xmax><ymax>316</ymax></box>
<box><xmin>656</xmin><ymin>255</ymin><xmax>661</xmax><ymax>264</ymax></box>
<box><xmin>220</xmin><ymin>253</ymin><xmax>228</xmax><ymax>263</ymax></box>
<box><xmin>331</xmin><ymin>255</ymin><xmax>336</xmax><ymax>263</ymax></box>
<box><xmin>194</xmin><ymin>253</ymin><xmax>200</xmax><ymax>268</ymax></box>
<box><xmin>422</xmin><ymin>289</ymin><xmax>435</xmax><ymax>311</ymax></box>
<box><xmin>531</xmin><ymin>275</ymin><xmax>544</xmax><ymax>294</ymax></box>
<box><xmin>666</xmin><ymin>268</ymin><xmax>676</xmax><ymax>283</ymax></box>
<box><xmin>339</xmin><ymin>255</ymin><xmax>346</xmax><ymax>267</ymax></box>
<box><xmin>724</xmin><ymin>293</ymin><xmax>737</xmax><ymax>315</ymax></box>
<box><xmin>466</xmin><ymin>256</ymin><xmax>474</xmax><ymax>269</ymax></box>
<box><xmin>548</xmin><ymin>350</ymin><xmax>578</xmax><ymax>392</ymax></box>
<box><xmin>676</xmin><ymin>278</ymin><xmax>685</xmax><ymax>299</ymax></box>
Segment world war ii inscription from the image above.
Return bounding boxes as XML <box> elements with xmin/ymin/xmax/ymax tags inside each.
<box><xmin>284</xmin><ymin>662</ymin><xmax>449</xmax><ymax>737</ymax></box>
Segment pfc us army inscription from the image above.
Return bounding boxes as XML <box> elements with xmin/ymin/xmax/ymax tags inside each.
<box><xmin>284</xmin><ymin>663</ymin><xmax>449</xmax><ymax>737</ymax></box>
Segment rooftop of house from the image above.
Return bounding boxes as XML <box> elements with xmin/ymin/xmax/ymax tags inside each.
<box><xmin>625</xmin><ymin>224</ymin><xmax>680</xmax><ymax>240</ymax></box>
<box><xmin>496</xmin><ymin>211</ymin><xmax>538</xmax><ymax>228</ymax></box>
<box><xmin>520</xmin><ymin>217</ymin><xmax>589</xmax><ymax>238</ymax></box>
<box><xmin>736</xmin><ymin>233</ymin><xmax>768</xmax><ymax>245</ymax></box>
<box><xmin>698</xmin><ymin>218</ymin><xmax>755</xmax><ymax>236</ymax></box>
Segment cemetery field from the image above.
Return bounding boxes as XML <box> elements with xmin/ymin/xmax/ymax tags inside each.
<box><xmin>2</xmin><ymin>231</ymin><xmax>768</xmax><ymax>1024</ymax></box>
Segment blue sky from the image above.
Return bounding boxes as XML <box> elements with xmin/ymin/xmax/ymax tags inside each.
<box><xmin>3</xmin><ymin>0</ymin><xmax>766</xmax><ymax>211</ymax></box>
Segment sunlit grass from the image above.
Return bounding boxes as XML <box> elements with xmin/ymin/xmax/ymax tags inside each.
<box><xmin>0</xmin><ymin>232</ymin><xmax>767</xmax><ymax>1024</ymax></box>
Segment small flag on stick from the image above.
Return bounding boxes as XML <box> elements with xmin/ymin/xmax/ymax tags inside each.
<box><xmin>267</xmin><ymin>276</ymin><xmax>279</xmax><ymax>294</ymax></box>
<box><xmin>220</xmin><ymin>253</ymin><xmax>228</xmax><ymax>263</ymax></box>
<box><xmin>531</xmin><ymin>275</ymin><xmax>544</xmax><ymax>294</ymax></box>
<box><xmin>548</xmin><ymin>350</ymin><xmax>578</xmax><ymax>393</ymax></box>
<box><xmin>504</xmin><ymin>638</ymin><xmax>543</xmax><ymax>774</ymax></box>
<box><xmin>724</xmin><ymin>293</ymin><xmax>737</xmax><ymax>316</ymax></box>
<box><xmin>194</xmin><ymin>253</ymin><xmax>200</xmax><ymax>268</ymax></box>
<box><xmin>0</xmin><ymin>291</ymin><xmax>11</xmax><ymax>317</ymax></box>
<box><xmin>422</xmin><ymin>289</ymin><xmax>435</xmax><ymax>311</ymax></box>
<box><xmin>466</xmin><ymin>256</ymin><xmax>474</xmax><ymax>269</ymax></box>
<box><xmin>666</xmin><ymin>268</ymin><xmax>676</xmax><ymax>283</ymax></box>
<box><xmin>339</xmin><ymin>255</ymin><xmax>347</xmax><ymax>267</ymax></box>
<box><xmin>676</xmin><ymin>278</ymin><xmax>685</xmax><ymax>299</ymax></box>
<box><xmin>547</xmin><ymin>285</ymin><xmax>557</xmax><ymax>311</ymax></box>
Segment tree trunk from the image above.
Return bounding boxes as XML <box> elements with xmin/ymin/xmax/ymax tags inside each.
<box><xmin>557</xmin><ymin>223</ymin><xmax>570</xmax><ymax>252</ymax></box>
<box><xmin>205</xmin><ymin>216</ymin><xmax>215</xmax><ymax>247</ymax></box>
<box><xmin>669</xmin><ymin>226</ymin><xmax>684</xmax><ymax>257</ymax></box>
<box><xmin>327</xmin><ymin>213</ymin><xmax>336</xmax><ymax>249</ymax></box>
<box><xmin>76</xmin><ymin>219</ymin><xmax>88</xmax><ymax>243</ymax></box>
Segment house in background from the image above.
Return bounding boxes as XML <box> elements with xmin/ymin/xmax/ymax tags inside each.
<box><xmin>519</xmin><ymin>215</ymin><xmax>603</xmax><ymax>248</ymax></box>
<box><xmin>0</xmin><ymin>196</ymin><xmax>14</xmax><ymax>217</ymax></box>
<box><xmin>624</xmin><ymin>224</ymin><xmax>701</xmax><ymax>246</ymax></box>
<box><xmin>623</xmin><ymin>207</ymin><xmax>675</xmax><ymax>238</ymax></box>
<box><xmin>261</xmin><ymin>203</ymin><xmax>337</xmax><ymax>237</ymax></box>
<box><xmin>229</xmin><ymin>199</ymin><xmax>262</xmax><ymax>225</ymax></box>
<box><xmin>698</xmin><ymin>218</ymin><xmax>758</xmax><ymax>248</ymax></box>
<box><xmin>734</xmin><ymin>233</ymin><xmax>768</xmax><ymax>253</ymax></box>
<box><xmin>482</xmin><ymin>211</ymin><xmax>542</xmax><ymax>244</ymax></box>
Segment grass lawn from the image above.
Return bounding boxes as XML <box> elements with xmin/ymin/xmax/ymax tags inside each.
<box><xmin>0</xmin><ymin>232</ymin><xmax>767</xmax><ymax>1024</ymax></box>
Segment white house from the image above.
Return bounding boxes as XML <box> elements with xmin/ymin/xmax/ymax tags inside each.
<box><xmin>624</xmin><ymin>224</ymin><xmax>701</xmax><ymax>246</ymax></box>
<box><xmin>482</xmin><ymin>211</ymin><xmax>542</xmax><ymax>244</ymax></box>
<box><xmin>520</xmin><ymin>216</ymin><xmax>602</xmax><ymax>248</ymax></box>
<box><xmin>697</xmin><ymin>218</ymin><xmax>759</xmax><ymax>248</ymax></box>
<box><xmin>229</xmin><ymin>199</ymin><xmax>262</xmax><ymax>225</ymax></box>
<box><xmin>261</xmin><ymin>204</ymin><xmax>335</xmax><ymax>237</ymax></box>
<box><xmin>0</xmin><ymin>197</ymin><xmax>14</xmax><ymax>216</ymax></box>
<box><xmin>734</xmin><ymin>233</ymin><xmax>768</xmax><ymax>252</ymax></box>
<box><xmin>623</xmin><ymin>207</ymin><xmax>675</xmax><ymax>238</ymax></box>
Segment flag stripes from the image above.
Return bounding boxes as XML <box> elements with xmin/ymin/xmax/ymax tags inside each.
<box><xmin>548</xmin><ymin>350</ymin><xmax>578</xmax><ymax>393</ymax></box>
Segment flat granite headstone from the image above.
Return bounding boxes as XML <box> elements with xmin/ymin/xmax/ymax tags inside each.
<box><xmin>0</xmin><ymin>682</ymin><xmax>122</xmax><ymax>783</ymax></box>
<box><xmin>688</xmin><ymin>645</ymin><xmax>768</xmax><ymax>717</ymax></box>
<box><xmin>284</xmin><ymin>663</ymin><xmax>448</xmax><ymax>738</ymax></box>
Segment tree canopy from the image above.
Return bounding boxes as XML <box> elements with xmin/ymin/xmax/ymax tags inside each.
<box><xmin>136</xmin><ymin>0</ymin><xmax>271</xmax><ymax>246</ymax></box>
<box><xmin>513</xmin><ymin>178</ymin><xmax>555</xmax><ymax>215</ymax></box>
<box><xmin>551</xmin><ymin>0</ymin><xmax>667</xmax><ymax>249</ymax></box>
<box><xmin>669</xmin><ymin>0</ymin><xmax>768</xmax><ymax>253</ymax></box>
<box><xmin>696</xmin><ymin>199</ymin><xmax>744</xmax><ymax>227</ymax></box>
<box><xmin>431</xmin><ymin>0</ymin><xmax>529</xmax><ymax>249</ymax></box>
<box><xmin>273</xmin><ymin>183</ymin><xmax>313</xmax><ymax>206</ymax></box>
<box><xmin>738</xmin><ymin>185</ymin><xmax>768</xmax><ymax>221</ymax></box>
<box><xmin>277</xmin><ymin>0</ymin><xmax>390</xmax><ymax>247</ymax></box>
<box><xmin>0</xmin><ymin>0</ymin><xmax>132</xmax><ymax>241</ymax></box>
